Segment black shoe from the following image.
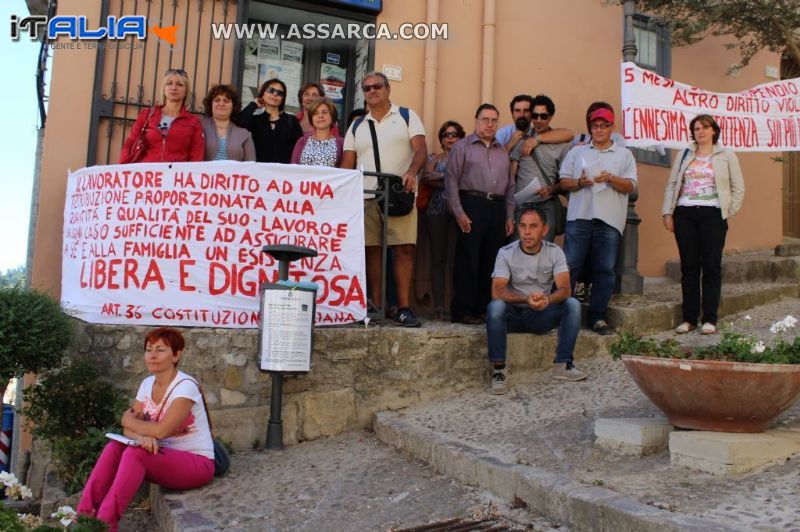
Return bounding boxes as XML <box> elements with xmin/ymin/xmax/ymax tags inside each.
<box><xmin>591</xmin><ymin>320</ymin><xmax>614</xmax><ymax>336</ymax></box>
<box><xmin>395</xmin><ymin>307</ymin><xmax>421</xmax><ymax>328</ymax></box>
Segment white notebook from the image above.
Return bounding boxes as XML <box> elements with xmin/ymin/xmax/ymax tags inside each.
<box><xmin>105</xmin><ymin>433</ymin><xmax>169</xmax><ymax>446</ymax></box>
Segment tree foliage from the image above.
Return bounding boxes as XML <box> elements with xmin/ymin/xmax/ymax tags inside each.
<box><xmin>0</xmin><ymin>265</ymin><xmax>26</xmax><ymax>288</ymax></box>
<box><xmin>632</xmin><ymin>0</ymin><xmax>800</xmax><ymax>75</ymax></box>
<box><xmin>0</xmin><ymin>286</ymin><xmax>73</xmax><ymax>385</ymax></box>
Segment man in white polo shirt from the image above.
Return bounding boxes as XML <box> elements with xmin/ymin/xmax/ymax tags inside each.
<box><xmin>559</xmin><ymin>105</ymin><xmax>637</xmax><ymax>336</ymax></box>
<box><xmin>341</xmin><ymin>71</ymin><xmax>427</xmax><ymax>327</ymax></box>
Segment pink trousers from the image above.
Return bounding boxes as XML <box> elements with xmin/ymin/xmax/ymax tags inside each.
<box><xmin>77</xmin><ymin>441</ymin><xmax>214</xmax><ymax>531</ymax></box>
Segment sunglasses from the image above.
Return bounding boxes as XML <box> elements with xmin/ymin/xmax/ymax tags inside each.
<box><xmin>361</xmin><ymin>82</ymin><xmax>385</xmax><ymax>93</ymax></box>
<box><xmin>442</xmin><ymin>131</ymin><xmax>461</xmax><ymax>139</ymax></box>
<box><xmin>165</xmin><ymin>68</ymin><xmax>187</xmax><ymax>76</ymax></box>
<box><xmin>265</xmin><ymin>87</ymin><xmax>286</xmax><ymax>97</ymax></box>
<box><xmin>531</xmin><ymin>113</ymin><xmax>550</xmax><ymax>120</ymax></box>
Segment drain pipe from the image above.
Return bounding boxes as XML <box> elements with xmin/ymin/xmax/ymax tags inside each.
<box><xmin>481</xmin><ymin>0</ymin><xmax>496</xmax><ymax>103</ymax></box>
<box><xmin>422</xmin><ymin>0</ymin><xmax>439</xmax><ymax>150</ymax></box>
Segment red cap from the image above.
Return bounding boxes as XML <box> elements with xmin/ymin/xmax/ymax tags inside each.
<box><xmin>589</xmin><ymin>108</ymin><xmax>614</xmax><ymax>124</ymax></box>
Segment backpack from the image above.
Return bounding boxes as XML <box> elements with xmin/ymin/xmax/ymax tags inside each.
<box><xmin>351</xmin><ymin>106</ymin><xmax>410</xmax><ymax>133</ymax></box>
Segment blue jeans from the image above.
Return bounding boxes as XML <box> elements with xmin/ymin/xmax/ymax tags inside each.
<box><xmin>486</xmin><ymin>297</ymin><xmax>581</xmax><ymax>364</ymax></box>
<box><xmin>564</xmin><ymin>219</ymin><xmax>621</xmax><ymax>326</ymax></box>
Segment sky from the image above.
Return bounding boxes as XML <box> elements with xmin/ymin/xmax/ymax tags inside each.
<box><xmin>0</xmin><ymin>0</ymin><xmax>41</xmax><ymax>273</ymax></box>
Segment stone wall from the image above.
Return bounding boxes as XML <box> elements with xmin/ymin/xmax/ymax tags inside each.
<box><xmin>69</xmin><ymin>321</ymin><xmax>613</xmax><ymax>450</ymax></box>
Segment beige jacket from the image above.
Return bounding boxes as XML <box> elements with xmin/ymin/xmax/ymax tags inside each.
<box><xmin>661</xmin><ymin>143</ymin><xmax>745</xmax><ymax>220</ymax></box>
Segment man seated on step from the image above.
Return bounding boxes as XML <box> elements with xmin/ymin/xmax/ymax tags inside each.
<box><xmin>486</xmin><ymin>206</ymin><xmax>587</xmax><ymax>395</ymax></box>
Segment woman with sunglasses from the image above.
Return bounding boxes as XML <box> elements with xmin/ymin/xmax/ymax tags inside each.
<box><xmin>418</xmin><ymin>121</ymin><xmax>465</xmax><ymax>319</ymax></box>
<box><xmin>290</xmin><ymin>98</ymin><xmax>344</xmax><ymax>167</ymax></box>
<box><xmin>200</xmin><ymin>84</ymin><xmax>255</xmax><ymax>161</ymax></box>
<box><xmin>120</xmin><ymin>69</ymin><xmax>204</xmax><ymax>163</ymax></box>
<box><xmin>238</xmin><ymin>78</ymin><xmax>303</xmax><ymax>163</ymax></box>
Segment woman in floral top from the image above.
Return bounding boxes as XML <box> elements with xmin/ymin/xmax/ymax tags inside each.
<box><xmin>290</xmin><ymin>98</ymin><xmax>344</xmax><ymax>167</ymax></box>
<box><xmin>77</xmin><ymin>327</ymin><xmax>213</xmax><ymax>532</ymax></box>
<box><xmin>662</xmin><ymin>114</ymin><xmax>745</xmax><ymax>336</ymax></box>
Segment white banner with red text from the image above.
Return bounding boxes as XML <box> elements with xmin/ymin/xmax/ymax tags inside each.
<box><xmin>61</xmin><ymin>162</ymin><xmax>367</xmax><ymax>328</ymax></box>
<box><xmin>621</xmin><ymin>61</ymin><xmax>800</xmax><ymax>151</ymax></box>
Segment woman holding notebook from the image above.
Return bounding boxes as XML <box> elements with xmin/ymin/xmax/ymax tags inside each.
<box><xmin>77</xmin><ymin>327</ymin><xmax>214</xmax><ymax>532</ymax></box>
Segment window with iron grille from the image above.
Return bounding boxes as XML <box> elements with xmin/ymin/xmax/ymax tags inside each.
<box><xmin>632</xmin><ymin>13</ymin><xmax>671</xmax><ymax>166</ymax></box>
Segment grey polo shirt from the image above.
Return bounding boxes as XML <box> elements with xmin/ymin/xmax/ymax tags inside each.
<box><xmin>510</xmin><ymin>131</ymin><xmax>571</xmax><ymax>200</ymax></box>
<box><xmin>559</xmin><ymin>141</ymin><xmax>637</xmax><ymax>235</ymax></box>
<box><xmin>492</xmin><ymin>240</ymin><xmax>569</xmax><ymax>306</ymax></box>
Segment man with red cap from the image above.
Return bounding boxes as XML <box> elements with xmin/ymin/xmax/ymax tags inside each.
<box><xmin>558</xmin><ymin>103</ymin><xmax>637</xmax><ymax>336</ymax></box>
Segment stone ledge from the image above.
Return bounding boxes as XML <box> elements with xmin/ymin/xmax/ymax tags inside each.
<box><xmin>594</xmin><ymin>418</ymin><xmax>673</xmax><ymax>457</ymax></box>
<box><xmin>665</xmin><ymin>254</ymin><xmax>800</xmax><ymax>283</ymax></box>
<box><xmin>670</xmin><ymin>429</ymin><xmax>800</xmax><ymax>475</ymax></box>
<box><xmin>374</xmin><ymin>413</ymin><xmax>737</xmax><ymax>532</ymax></box>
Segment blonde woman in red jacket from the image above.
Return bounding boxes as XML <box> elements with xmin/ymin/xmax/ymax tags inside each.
<box><xmin>120</xmin><ymin>69</ymin><xmax>204</xmax><ymax>164</ymax></box>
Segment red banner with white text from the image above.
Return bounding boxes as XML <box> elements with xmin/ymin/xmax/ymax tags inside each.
<box><xmin>61</xmin><ymin>162</ymin><xmax>367</xmax><ymax>328</ymax></box>
<box><xmin>621</xmin><ymin>62</ymin><xmax>800</xmax><ymax>151</ymax></box>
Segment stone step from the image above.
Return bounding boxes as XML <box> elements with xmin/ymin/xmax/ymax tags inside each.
<box><xmin>606</xmin><ymin>281</ymin><xmax>799</xmax><ymax>334</ymax></box>
<box><xmin>664</xmin><ymin>251</ymin><xmax>800</xmax><ymax>283</ymax></box>
<box><xmin>775</xmin><ymin>237</ymin><xmax>800</xmax><ymax>257</ymax></box>
<box><xmin>374</xmin><ymin>412</ymin><xmax>739</xmax><ymax>531</ymax></box>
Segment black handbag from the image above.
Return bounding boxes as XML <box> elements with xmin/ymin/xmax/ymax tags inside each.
<box><xmin>367</xmin><ymin>119</ymin><xmax>415</xmax><ymax>216</ymax></box>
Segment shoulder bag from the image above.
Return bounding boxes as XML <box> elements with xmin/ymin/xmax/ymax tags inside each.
<box><xmin>367</xmin><ymin>119</ymin><xmax>415</xmax><ymax>216</ymax></box>
<box><xmin>156</xmin><ymin>377</ymin><xmax>231</xmax><ymax>477</ymax></box>
<box><xmin>125</xmin><ymin>106</ymin><xmax>157</xmax><ymax>164</ymax></box>
<box><xmin>530</xmin><ymin>146</ymin><xmax>567</xmax><ymax>235</ymax></box>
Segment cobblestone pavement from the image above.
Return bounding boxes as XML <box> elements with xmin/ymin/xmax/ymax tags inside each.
<box><xmin>156</xmin><ymin>430</ymin><xmax>566</xmax><ymax>531</ymax></box>
<box><xmin>384</xmin><ymin>297</ymin><xmax>800</xmax><ymax>531</ymax></box>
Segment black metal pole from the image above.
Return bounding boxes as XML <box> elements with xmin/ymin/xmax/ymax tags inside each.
<box><xmin>265</xmin><ymin>259</ymin><xmax>290</xmax><ymax>450</ymax></box>
<box><xmin>266</xmin><ymin>373</ymin><xmax>284</xmax><ymax>449</ymax></box>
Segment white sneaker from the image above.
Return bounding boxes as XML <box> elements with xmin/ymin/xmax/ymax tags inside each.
<box><xmin>490</xmin><ymin>367</ymin><xmax>508</xmax><ymax>395</ymax></box>
<box><xmin>551</xmin><ymin>362</ymin><xmax>587</xmax><ymax>381</ymax></box>
<box><xmin>701</xmin><ymin>322</ymin><xmax>716</xmax><ymax>335</ymax></box>
<box><xmin>674</xmin><ymin>322</ymin><xmax>696</xmax><ymax>334</ymax></box>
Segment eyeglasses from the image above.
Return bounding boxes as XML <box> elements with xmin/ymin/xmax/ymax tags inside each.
<box><xmin>531</xmin><ymin>113</ymin><xmax>550</xmax><ymax>120</ymax></box>
<box><xmin>361</xmin><ymin>82</ymin><xmax>385</xmax><ymax>93</ymax></box>
<box><xmin>165</xmin><ymin>68</ymin><xmax>187</xmax><ymax>76</ymax></box>
<box><xmin>590</xmin><ymin>122</ymin><xmax>613</xmax><ymax>130</ymax></box>
<box><xmin>478</xmin><ymin>118</ymin><xmax>499</xmax><ymax>125</ymax></box>
<box><xmin>442</xmin><ymin>131</ymin><xmax>461</xmax><ymax>139</ymax></box>
<box><xmin>265</xmin><ymin>87</ymin><xmax>286</xmax><ymax>97</ymax></box>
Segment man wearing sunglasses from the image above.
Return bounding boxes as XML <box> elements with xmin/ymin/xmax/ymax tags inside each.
<box><xmin>559</xmin><ymin>105</ymin><xmax>637</xmax><ymax>336</ymax></box>
<box><xmin>341</xmin><ymin>72</ymin><xmax>428</xmax><ymax>328</ymax></box>
<box><xmin>495</xmin><ymin>94</ymin><xmax>573</xmax><ymax>155</ymax></box>
<box><xmin>510</xmin><ymin>94</ymin><xmax>572</xmax><ymax>243</ymax></box>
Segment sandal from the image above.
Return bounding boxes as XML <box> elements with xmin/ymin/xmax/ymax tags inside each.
<box><xmin>674</xmin><ymin>322</ymin><xmax>695</xmax><ymax>334</ymax></box>
<box><xmin>701</xmin><ymin>322</ymin><xmax>716</xmax><ymax>335</ymax></box>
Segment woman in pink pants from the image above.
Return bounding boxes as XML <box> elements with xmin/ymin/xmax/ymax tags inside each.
<box><xmin>78</xmin><ymin>327</ymin><xmax>214</xmax><ymax>531</ymax></box>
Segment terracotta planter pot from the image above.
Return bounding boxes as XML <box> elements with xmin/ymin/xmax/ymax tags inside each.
<box><xmin>621</xmin><ymin>355</ymin><xmax>800</xmax><ymax>433</ymax></box>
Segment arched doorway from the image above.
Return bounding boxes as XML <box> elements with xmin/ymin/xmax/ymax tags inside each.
<box><xmin>781</xmin><ymin>52</ymin><xmax>800</xmax><ymax>238</ymax></box>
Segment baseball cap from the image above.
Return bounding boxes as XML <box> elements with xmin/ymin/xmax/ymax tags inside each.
<box><xmin>589</xmin><ymin>108</ymin><xmax>614</xmax><ymax>124</ymax></box>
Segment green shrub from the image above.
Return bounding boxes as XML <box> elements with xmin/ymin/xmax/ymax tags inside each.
<box><xmin>22</xmin><ymin>360</ymin><xmax>128</xmax><ymax>493</ymax></box>
<box><xmin>0</xmin><ymin>287</ymin><xmax>73</xmax><ymax>391</ymax></box>
<box><xmin>609</xmin><ymin>331</ymin><xmax>683</xmax><ymax>360</ymax></box>
<box><xmin>0</xmin><ymin>505</ymin><xmax>24</xmax><ymax>532</ymax></box>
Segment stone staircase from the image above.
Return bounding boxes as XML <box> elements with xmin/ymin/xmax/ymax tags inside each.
<box><xmin>138</xmin><ymin>247</ymin><xmax>800</xmax><ymax>531</ymax></box>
